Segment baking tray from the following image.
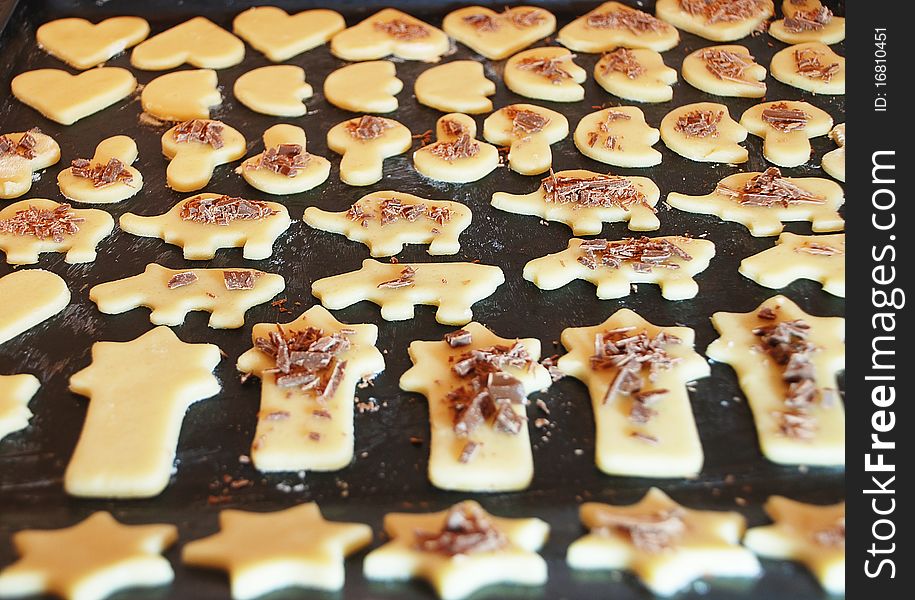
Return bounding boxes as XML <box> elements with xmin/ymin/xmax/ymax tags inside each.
<box><xmin>0</xmin><ymin>1</ymin><xmax>845</xmax><ymax>598</ymax></box>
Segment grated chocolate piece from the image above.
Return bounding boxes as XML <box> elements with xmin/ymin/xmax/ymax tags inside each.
<box><xmin>167</xmin><ymin>272</ymin><xmax>198</xmax><ymax>289</ymax></box>
<box><xmin>795</xmin><ymin>241</ymin><xmax>842</xmax><ymax>256</ymax></box>
<box><xmin>428</xmin><ymin>134</ymin><xmax>480</xmax><ymax>161</ymax></box>
<box><xmin>578</xmin><ymin>237</ymin><xmax>692</xmax><ymax>274</ymax></box>
<box><xmin>516</xmin><ymin>55</ymin><xmax>575</xmax><ymax>84</ymax></box>
<box><xmin>223</xmin><ymin>270</ymin><xmax>256</xmax><ymax>290</ymax></box>
<box><xmin>347</xmin><ymin>116</ymin><xmax>392</xmax><ymax>141</ymax></box>
<box><xmin>716</xmin><ymin>167</ymin><xmax>824</xmax><ymax>207</ymax></box>
<box><xmin>0</xmin><ymin>129</ymin><xmax>39</xmax><ymax>160</ymax></box>
<box><xmin>374</xmin><ymin>18</ymin><xmax>430</xmax><ymax>40</ymax></box>
<box><xmin>761</xmin><ymin>102</ymin><xmax>809</xmax><ymax>132</ymax></box>
<box><xmin>493</xmin><ymin>399</ymin><xmax>525</xmax><ymax>434</ymax></box>
<box><xmin>600</xmin><ymin>48</ymin><xmax>645</xmax><ymax>79</ymax></box>
<box><xmin>591</xmin><ymin>327</ymin><xmax>682</xmax><ymax>406</ymax></box>
<box><xmin>679</xmin><ymin>0</ymin><xmax>768</xmax><ymax>24</ymax></box>
<box><xmin>487</xmin><ymin>372</ymin><xmax>526</xmax><ymax>404</ymax></box>
<box><xmin>70</xmin><ymin>157</ymin><xmax>134</xmax><ymax>188</ymax></box>
<box><xmin>697</xmin><ymin>48</ymin><xmax>765</xmax><ymax>88</ymax></box>
<box><xmin>415</xmin><ymin>501</ymin><xmax>508</xmax><ymax>556</ymax></box>
<box><xmin>0</xmin><ymin>203</ymin><xmax>83</xmax><ymax>242</ymax></box>
<box><xmin>541</xmin><ymin>171</ymin><xmax>650</xmax><ymax>211</ymax></box>
<box><xmin>591</xmin><ymin>507</ymin><xmax>686</xmax><ymax>553</ymax></box>
<box><xmin>255</xmin><ymin>325</ymin><xmax>353</xmax><ymax>398</ymax></box>
<box><xmin>794</xmin><ymin>48</ymin><xmax>840</xmax><ymax>82</ymax></box>
<box><xmin>173</xmin><ymin>119</ymin><xmax>224</xmax><ymax>149</ymax></box>
<box><xmin>507</xmin><ymin>8</ymin><xmax>547</xmax><ymax>28</ymax></box>
<box><xmin>587</xmin><ymin>6</ymin><xmax>667</xmax><ymax>32</ymax></box>
<box><xmin>444</xmin><ymin>329</ymin><xmax>473</xmax><ymax>348</ymax></box>
<box><xmin>248</xmin><ymin>143</ymin><xmax>311</xmax><ymax>177</ymax></box>
<box><xmin>180</xmin><ymin>195</ymin><xmax>278</xmax><ymax>225</ymax></box>
<box><xmin>675</xmin><ymin>109</ymin><xmax>723</xmax><ymax>138</ymax></box>
<box><xmin>439</xmin><ymin>119</ymin><xmax>467</xmax><ymax>138</ymax></box>
<box><xmin>783</xmin><ymin>5</ymin><xmax>832</xmax><ymax>32</ymax></box>
<box><xmin>458</xmin><ymin>440</ymin><xmax>480</xmax><ymax>463</ymax></box>
<box><xmin>377</xmin><ymin>266</ymin><xmax>416</xmax><ymax>289</ymax></box>
<box><xmin>757</xmin><ymin>307</ymin><xmax>778</xmax><ymax>320</ymax></box>
<box><xmin>504</xmin><ymin>107</ymin><xmax>549</xmax><ymax>136</ymax></box>
<box><xmin>462</xmin><ymin>13</ymin><xmax>499</xmax><ymax>32</ymax></box>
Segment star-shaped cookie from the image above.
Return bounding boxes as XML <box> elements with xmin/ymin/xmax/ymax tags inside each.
<box><xmin>739</xmin><ymin>232</ymin><xmax>844</xmax><ymax>296</ymax></box>
<box><xmin>0</xmin><ymin>374</ymin><xmax>40</xmax><ymax>442</ymax></box>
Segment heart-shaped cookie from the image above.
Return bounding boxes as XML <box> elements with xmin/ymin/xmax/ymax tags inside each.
<box><xmin>442</xmin><ymin>6</ymin><xmax>556</xmax><ymax>60</ymax></box>
<box><xmin>233</xmin><ymin>6</ymin><xmax>345</xmax><ymax>62</ymax></box>
<box><xmin>141</xmin><ymin>69</ymin><xmax>222</xmax><ymax>122</ymax></box>
<box><xmin>331</xmin><ymin>8</ymin><xmax>450</xmax><ymax>62</ymax></box>
<box><xmin>11</xmin><ymin>68</ymin><xmax>137</xmax><ymax>126</ymax></box>
<box><xmin>36</xmin><ymin>17</ymin><xmax>150</xmax><ymax>70</ymax></box>
<box><xmin>131</xmin><ymin>17</ymin><xmax>244</xmax><ymax>70</ymax></box>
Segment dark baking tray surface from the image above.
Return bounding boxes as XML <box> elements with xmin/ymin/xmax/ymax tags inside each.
<box><xmin>0</xmin><ymin>1</ymin><xmax>845</xmax><ymax>598</ymax></box>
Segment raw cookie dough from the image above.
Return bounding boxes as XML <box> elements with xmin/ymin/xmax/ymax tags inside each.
<box><xmin>740</xmin><ymin>100</ymin><xmax>833</xmax><ymax>167</ymax></box>
<box><xmin>304</xmin><ymin>192</ymin><xmax>471</xmax><ymax>257</ymax></box>
<box><xmin>655</xmin><ymin>0</ymin><xmax>775</xmax><ymax>42</ymax></box>
<box><xmin>482</xmin><ymin>104</ymin><xmax>568</xmax><ymax>175</ymax></box>
<box><xmin>0</xmin><ymin>199</ymin><xmax>114</xmax><ymax>265</ymax></box>
<box><xmin>503</xmin><ymin>47</ymin><xmax>587</xmax><ymax>102</ymax></box>
<box><xmin>739</xmin><ymin>233</ymin><xmax>844</xmax><ymax>296</ymax></box>
<box><xmin>237</xmin><ymin>124</ymin><xmax>330</xmax><ymax>195</ymax></box>
<box><xmin>330</xmin><ymin>9</ymin><xmax>450</xmax><ymax>62</ymax></box>
<box><xmin>0</xmin><ymin>512</ymin><xmax>177</xmax><ymax>600</ymax></box>
<box><xmin>744</xmin><ymin>497</ymin><xmax>845</xmax><ymax>595</ymax></box>
<box><xmin>442</xmin><ymin>6</ymin><xmax>556</xmax><ymax>60</ymax></box>
<box><xmin>233</xmin><ymin>6</ymin><xmax>345</xmax><ymax>62</ymax></box>
<box><xmin>327</xmin><ymin>115</ymin><xmax>412</xmax><ymax>186</ymax></box>
<box><xmin>120</xmin><ymin>193</ymin><xmax>291</xmax><ymax>260</ymax></box>
<box><xmin>707</xmin><ymin>295</ymin><xmax>845</xmax><ymax>466</ymax></box>
<box><xmin>131</xmin><ymin>16</ymin><xmax>244</xmax><ymax>70</ymax></box>
<box><xmin>659</xmin><ymin>102</ymin><xmax>748</xmax><ymax>163</ymax></box>
<box><xmin>558</xmin><ymin>2</ymin><xmax>679</xmax><ymax>53</ymax></box>
<box><xmin>567</xmin><ymin>488</ymin><xmax>761</xmax><ymax>596</ymax></box>
<box><xmin>770</xmin><ymin>42</ymin><xmax>844</xmax><ymax>94</ymax></box>
<box><xmin>312</xmin><ymin>259</ymin><xmax>504</xmax><ymax>325</ymax></box>
<box><xmin>821</xmin><ymin>123</ymin><xmax>844</xmax><ymax>182</ymax></box>
<box><xmin>769</xmin><ymin>0</ymin><xmax>845</xmax><ymax>45</ymax></box>
<box><xmin>667</xmin><ymin>168</ymin><xmax>845</xmax><ymax>236</ymax></box>
<box><xmin>682</xmin><ymin>45</ymin><xmax>767</xmax><ymax>97</ymax></box>
<box><xmin>413</xmin><ymin>114</ymin><xmax>499</xmax><ymax>183</ymax></box>
<box><xmin>141</xmin><ymin>69</ymin><xmax>222</xmax><ymax>122</ymax></box>
<box><xmin>573</xmin><ymin>106</ymin><xmax>662</xmax><ymax>167</ymax></box>
<box><xmin>90</xmin><ymin>264</ymin><xmax>286</xmax><ymax>329</ymax></box>
<box><xmin>234</xmin><ymin>66</ymin><xmax>311</xmax><ymax>117</ymax></box>
<box><xmin>36</xmin><ymin>16</ymin><xmax>150</xmax><ymax>70</ymax></box>
<box><xmin>183</xmin><ymin>503</ymin><xmax>372</xmax><ymax>598</ymax></box>
<box><xmin>324</xmin><ymin>61</ymin><xmax>402</xmax><ymax>113</ymax></box>
<box><xmin>414</xmin><ymin>61</ymin><xmax>496</xmax><ymax>114</ymax></box>
<box><xmin>236</xmin><ymin>306</ymin><xmax>385</xmax><ymax>472</ymax></box>
<box><xmin>594</xmin><ymin>48</ymin><xmax>677</xmax><ymax>103</ymax></box>
<box><xmin>11</xmin><ymin>67</ymin><xmax>137</xmax><ymax>126</ymax></box>
<box><xmin>364</xmin><ymin>501</ymin><xmax>549</xmax><ymax>599</ymax></box>
<box><xmin>0</xmin><ymin>270</ymin><xmax>69</xmax><ymax>345</ymax></box>
<box><xmin>0</xmin><ymin>374</ymin><xmax>40</xmax><ymax>441</ymax></box>
<box><xmin>491</xmin><ymin>169</ymin><xmax>661</xmax><ymax>234</ymax></box>
<box><xmin>161</xmin><ymin>119</ymin><xmax>247</xmax><ymax>192</ymax></box>
<box><xmin>0</xmin><ymin>129</ymin><xmax>60</xmax><ymax>199</ymax></box>
<box><xmin>57</xmin><ymin>135</ymin><xmax>142</xmax><ymax>204</ymax></box>
<box><xmin>524</xmin><ymin>236</ymin><xmax>715</xmax><ymax>301</ymax></box>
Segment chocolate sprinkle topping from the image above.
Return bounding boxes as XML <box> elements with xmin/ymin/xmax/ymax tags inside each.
<box><xmin>428</xmin><ymin>134</ymin><xmax>480</xmax><ymax>161</ymax></box>
<box><xmin>0</xmin><ymin>203</ymin><xmax>83</xmax><ymax>242</ymax></box>
<box><xmin>444</xmin><ymin>329</ymin><xmax>473</xmax><ymax>348</ymax></box>
<box><xmin>223</xmin><ymin>270</ymin><xmax>256</xmax><ymax>290</ymax></box>
<box><xmin>248</xmin><ymin>143</ymin><xmax>311</xmax><ymax>177</ymax></box>
<box><xmin>377</xmin><ymin>266</ymin><xmax>416</xmax><ymax>289</ymax></box>
<box><xmin>504</xmin><ymin>107</ymin><xmax>549</xmax><ymax>137</ymax></box>
<box><xmin>591</xmin><ymin>507</ymin><xmax>687</xmax><ymax>553</ymax></box>
<box><xmin>761</xmin><ymin>102</ymin><xmax>809</xmax><ymax>132</ymax></box>
<box><xmin>462</xmin><ymin>13</ymin><xmax>499</xmax><ymax>32</ymax></box>
<box><xmin>374</xmin><ymin>18</ymin><xmax>430</xmax><ymax>40</ymax></box>
<box><xmin>795</xmin><ymin>48</ymin><xmax>840</xmax><ymax>82</ymax></box>
<box><xmin>586</xmin><ymin>6</ymin><xmax>667</xmax><ymax>32</ymax></box>
<box><xmin>716</xmin><ymin>167</ymin><xmax>824</xmax><ymax>207</ymax></box>
<box><xmin>600</xmin><ymin>48</ymin><xmax>645</xmax><ymax>79</ymax></box>
<box><xmin>506</xmin><ymin>8</ymin><xmax>547</xmax><ymax>28</ymax></box>
<box><xmin>0</xmin><ymin>130</ymin><xmax>39</xmax><ymax>160</ymax></box>
<box><xmin>577</xmin><ymin>237</ymin><xmax>692</xmax><ymax>274</ymax></box>
<box><xmin>516</xmin><ymin>55</ymin><xmax>575</xmax><ymax>84</ymax></box>
<box><xmin>70</xmin><ymin>158</ymin><xmax>134</xmax><ymax>187</ymax></box>
<box><xmin>679</xmin><ymin>0</ymin><xmax>768</xmax><ymax>24</ymax></box>
<box><xmin>173</xmin><ymin>119</ymin><xmax>224</xmax><ymax>149</ymax></box>
<box><xmin>415</xmin><ymin>502</ymin><xmax>508</xmax><ymax>556</ymax></box>
<box><xmin>347</xmin><ymin>115</ymin><xmax>392</xmax><ymax>141</ymax></box>
<box><xmin>347</xmin><ymin>198</ymin><xmax>452</xmax><ymax>228</ymax></box>
<box><xmin>255</xmin><ymin>325</ymin><xmax>352</xmax><ymax>400</ymax></box>
<box><xmin>697</xmin><ymin>48</ymin><xmax>765</xmax><ymax>88</ymax></box>
<box><xmin>795</xmin><ymin>241</ymin><xmax>842</xmax><ymax>256</ymax></box>
<box><xmin>167</xmin><ymin>272</ymin><xmax>198</xmax><ymax>289</ymax></box>
<box><xmin>541</xmin><ymin>171</ymin><xmax>651</xmax><ymax>211</ymax></box>
<box><xmin>458</xmin><ymin>440</ymin><xmax>480</xmax><ymax>463</ymax></box>
<box><xmin>180</xmin><ymin>195</ymin><xmax>278</xmax><ymax>225</ymax></box>
<box><xmin>591</xmin><ymin>326</ymin><xmax>682</xmax><ymax>410</ymax></box>
<box><xmin>675</xmin><ymin>109</ymin><xmax>723</xmax><ymax>138</ymax></box>
<box><xmin>783</xmin><ymin>5</ymin><xmax>832</xmax><ymax>32</ymax></box>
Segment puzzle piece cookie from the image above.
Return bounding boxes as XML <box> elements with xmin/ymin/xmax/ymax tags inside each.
<box><xmin>237</xmin><ymin>124</ymin><xmax>330</xmax><ymax>195</ymax></box>
<box><xmin>233</xmin><ymin>65</ymin><xmax>311</xmax><ymax>118</ymax></box>
<box><xmin>482</xmin><ymin>104</ymin><xmax>568</xmax><ymax>175</ymax></box>
<box><xmin>324</xmin><ymin>61</ymin><xmax>402</xmax><ymax>113</ymax></box>
<box><xmin>364</xmin><ymin>501</ymin><xmax>549</xmax><ymax>598</ymax></box>
<box><xmin>660</xmin><ymin>102</ymin><xmax>748</xmax><ymax>163</ymax></box>
<box><xmin>558</xmin><ymin>2</ymin><xmax>679</xmax><ymax>52</ymax></box>
<box><xmin>0</xmin><ymin>129</ymin><xmax>60</xmax><ymax>199</ymax></box>
<box><xmin>413</xmin><ymin>114</ymin><xmax>499</xmax><ymax>183</ymax></box>
<box><xmin>233</xmin><ymin>6</ymin><xmax>345</xmax><ymax>62</ymax></box>
<box><xmin>0</xmin><ymin>270</ymin><xmax>69</xmax><ymax>345</ymax></box>
<box><xmin>0</xmin><ymin>199</ymin><xmax>113</xmax><ymax>264</ymax></box>
<box><xmin>707</xmin><ymin>295</ymin><xmax>845</xmax><ymax>466</ymax></box>
<box><xmin>574</xmin><ymin>106</ymin><xmax>662</xmax><ymax>167</ymax></box>
<box><xmin>304</xmin><ymin>191</ymin><xmax>471</xmax><ymax>257</ymax></box>
<box><xmin>594</xmin><ymin>48</ymin><xmax>677</xmax><ymax>103</ymax></box>
<box><xmin>821</xmin><ymin>123</ymin><xmax>844</xmax><ymax>182</ymax></box>
<box><xmin>120</xmin><ymin>193</ymin><xmax>290</xmax><ymax>260</ymax></box>
<box><xmin>141</xmin><ymin>69</ymin><xmax>222</xmax><ymax>122</ymax></box>
<box><xmin>656</xmin><ymin>0</ymin><xmax>775</xmax><ymax>42</ymax></box>
<box><xmin>740</xmin><ymin>100</ymin><xmax>833</xmax><ymax>167</ymax></box>
<box><xmin>739</xmin><ymin>232</ymin><xmax>844</xmax><ymax>296</ymax></box>
<box><xmin>524</xmin><ymin>236</ymin><xmax>715</xmax><ymax>301</ymax></box>
<box><xmin>131</xmin><ymin>16</ymin><xmax>244</xmax><ymax>70</ymax></box>
<box><xmin>36</xmin><ymin>16</ymin><xmax>150</xmax><ymax>70</ymax></box>
<box><xmin>236</xmin><ymin>306</ymin><xmax>384</xmax><ymax>472</ymax></box>
<box><xmin>492</xmin><ymin>169</ymin><xmax>660</xmax><ymax>234</ymax></box>
<box><xmin>567</xmin><ymin>488</ymin><xmax>761</xmax><ymax>596</ymax></box>
<box><xmin>183</xmin><ymin>503</ymin><xmax>372</xmax><ymax>598</ymax></box>
<box><xmin>11</xmin><ymin>67</ymin><xmax>136</xmax><ymax>126</ymax></box>
<box><xmin>312</xmin><ymin>259</ymin><xmax>504</xmax><ymax>325</ymax></box>
<box><xmin>771</xmin><ymin>42</ymin><xmax>844</xmax><ymax>94</ymax></box>
<box><xmin>442</xmin><ymin>6</ymin><xmax>556</xmax><ymax>60</ymax></box>
<box><xmin>90</xmin><ymin>264</ymin><xmax>286</xmax><ymax>329</ymax></box>
<box><xmin>769</xmin><ymin>0</ymin><xmax>845</xmax><ymax>45</ymax></box>
<box><xmin>57</xmin><ymin>135</ymin><xmax>142</xmax><ymax>204</ymax></box>
<box><xmin>503</xmin><ymin>47</ymin><xmax>587</xmax><ymax>102</ymax></box>
<box><xmin>0</xmin><ymin>374</ymin><xmax>40</xmax><ymax>441</ymax></box>
<box><xmin>161</xmin><ymin>119</ymin><xmax>247</xmax><ymax>192</ymax></box>
<box><xmin>330</xmin><ymin>9</ymin><xmax>450</xmax><ymax>62</ymax></box>
<box><xmin>327</xmin><ymin>115</ymin><xmax>412</xmax><ymax>186</ymax></box>
<box><xmin>682</xmin><ymin>45</ymin><xmax>767</xmax><ymax>97</ymax></box>
<box><xmin>414</xmin><ymin>61</ymin><xmax>496</xmax><ymax>114</ymax></box>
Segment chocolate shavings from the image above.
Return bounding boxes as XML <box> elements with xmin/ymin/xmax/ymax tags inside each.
<box><xmin>783</xmin><ymin>5</ymin><xmax>832</xmax><ymax>32</ymax></box>
<box><xmin>679</xmin><ymin>0</ymin><xmax>768</xmax><ymax>24</ymax></box>
<box><xmin>600</xmin><ymin>48</ymin><xmax>645</xmax><ymax>79</ymax></box>
<box><xmin>675</xmin><ymin>109</ymin><xmax>723</xmax><ymax>138</ymax></box>
<box><xmin>444</xmin><ymin>329</ymin><xmax>473</xmax><ymax>348</ymax></box>
<box><xmin>347</xmin><ymin>116</ymin><xmax>392</xmax><ymax>141</ymax></box>
<box><xmin>377</xmin><ymin>266</ymin><xmax>416</xmax><ymax>289</ymax></box>
<box><xmin>697</xmin><ymin>48</ymin><xmax>765</xmax><ymax>88</ymax></box>
<box><xmin>504</xmin><ymin>107</ymin><xmax>549</xmax><ymax>137</ymax></box>
<box><xmin>715</xmin><ymin>167</ymin><xmax>824</xmax><ymax>207</ymax></box>
<box><xmin>0</xmin><ymin>129</ymin><xmax>39</xmax><ymax>160</ymax></box>
<box><xmin>761</xmin><ymin>102</ymin><xmax>809</xmax><ymax>132</ymax></box>
<box><xmin>516</xmin><ymin>55</ymin><xmax>576</xmax><ymax>84</ymax></box>
<box><xmin>180</xmin><ymin>195</ymin><xmax>278</xmax><ymax>225</ymax></box>
<box><xmin>374</xmin><ymin>18</ymin><xmax>430</xmax><ymax>40</ymax></box>
<box><xmin>414</xmin><ymin>502</ymin><xmax>507</xmax><ymax>556</ymax></box>
<box><xmin>248</xmin><ymin>143</ymin><xmax>311</xmax><ymax>177</ymax></box>
<box><xmin>0</xmin><ymin>203</ymin><xmax>83</xmax><ymax>242</ymax></box>
<box><xmin>255</xmin><ymin>325</ymin><xmax>352</xmax><ymax>402</ymax></box>
<box><xmin>591</xmin><ymin>507</ymin><xmax>687</xmax><ymax>553</ymax></box>
<box><xmin>70</xmin><ymin>158</ymin><xmax>134</xmax><ymax>187</ymax></box>
<box><xmin>577</xmin><ymin>237</ymin><xmax>692</xmax><ymax>274</ymax></box>
<box><xmin>223</xmin><ymin>270</ymin><xmax>256</xmax><ymax>290</ymax></box>
<box><xmin>167</xmin><ymin>272</ymin><xmax>198</xmax><ymax>289</ymax></box>
<box><xmin>586</xmin><ymin>6</ymin><xmax>667</xmax><ymax>32</ymax></box>
<box><xmin>173</xmin><ymin>119</ymin><xmax>224</xmax><ymax>149</ymax></box>
<box><xmin>541</xmin><ymin>171</ymin><xmax>651</xmax><ymax>212</ymax></box>
<box><xmin>795</xmin><ymin>48</ymin><xmax>840</xmax><ymax>82</ymax></box>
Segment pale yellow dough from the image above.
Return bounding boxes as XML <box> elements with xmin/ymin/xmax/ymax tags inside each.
<box><xmin>331</xmin><ymin>9</ymin><xmax>450</xmax><ymax>62</ymax></box>
<box><xmin>558</xmin><ymin>2</ymin><xmax>679</xmax><ymax>52</ymax></box>
<box><xmin>233</xmin><ymin>7</ymin><xmax>345</xmax><ymax>62</ymax></box>
<box><xmin>36</xmin><ymin>17</ymin><xmax>150</xmax><ymax>70</ymax></box>
<box><xmin>0</xmin><ymin>512</ymin><xmax>177</xmax><ymax>600</ymax></box>
<box><xmin>120</xmin><ymin>193</ymin><xmax>291</xmax><ymax>260</ymax></box>
<box><xmin>656</xmin><ymin>0</ymin><xmax>774</xmax><ymax>42</ymax></box>
<box><xmin>0</xmin><ymin>130</ymin><xmax>60</xmax><ymax>199</ymax></box>
<box><xmin>0</xmin><ymin>199</ymin><xmax>114</xmax><ymax>265</ymax></box>
<box><xmin>660</xmin><ymin>102</ymin><xmax>748</xmax><ymax>163</ymax></box>
<box><xmin>364</xmin><ymin>501</ymin><xmax>549</xmax><ymax>599</ymax></box>
<box><xmin>503</xmin><ymin>47</ymin><xmax>587</xmax><ymax>102</ymax></box>
<box><xmin>594</xmin><ymin>48</ymin><xmax>677</xmax><ymax>103</ymax></box>
<box><xmin>491</xmin><ymin>169</ymin><xmax>661</xmax><ymax>234</ymax></box>
<box><xmin>324</xmin><ymin>61</ymin><xmax>402</xmax><ymax>113</ymax></box>
<box><xmin>141</xmin><ymin>69</ymin><xmax>222</xmax><ymax>122</ymax></box>
<box><xmin>707</xmin><ymin>295</ymin><xmax>845</xmax><ymax>466</ymax></box>
<box><xmin>237</xmin><ymin>124</ymin><xmax>330</xmax><ymax>195</ymax></box>
<box><xmin>442</xmin><ymin>6</ymin><xmax>556</xmax><ymax>60</ymax></box>
<box><xmin>0</xmin><ymin>374</ymin><xmax>40</xmax><ymax>441</ymax></box>
<box><xmin>744</xmin><ymin>496</ymin><xmax>845</xmax><ymax>594</ymax></box>
<box><xmin>90</xmin><ymin>264</ymin><xmax>286</xmax><ymax>329</ymax></box>
<box><xmin>183</xmin><ymin>503</ymin><xmax>372</xmax><ymax>599</ymax></box>
<box><xmin>57</xmin><ymin>136</ymin><xmax>142</xmax><ymax>204</ymax></box>
<box><xmin>739</xmin><ymin>233</ymin><xmax>844</xmax><ymax>296</ymax></box>
<box><xmin>524</xmin><ymin>236</ymin><xmax>715</xmax><ymax>301</ymax></box>
<box><xmin>567</xmin><ymin>488</ymin><xmax>761</xmax><ymax>596</ymax></box>
<box><xmin>770</xmin><ymin>42</ymin><xmax>845</xmax><ymax>94</ymax></box>
<box><xmin>682</xmin><ymin>45</ymin><xmax>767</xmax><ymax>97</ymax></box>
<box><xmin>65</xmin><ymin>326</ymin><xmax>221</xmax><ymax>498</ymax></box>
<box><xmin>327</xmin><ymin>116</ymin><xmax>412</xmax><ymax>186</ymax></box>
<box><xmin>11</xmin><ymin>68</ymin><xmax>136</xmax><ymax>126</ymax></box>
<box><xmin>236</xmin><ymin>306</ymin><xmax>385</xmax><ymax>472</ymax></box>
<box><xmin>233</xmin><ymin>66</ymin><xmax>311</xmax><ymax>118</ymax></box>
<box><xmin>483</xmin><ymin>104</ymin><xmax>568</xmax><ymax>175</ymax></box>
<box><xmin>312</xmin><ymin>259</ymin><xmax>504</xmax><ymax>325</ymax></box>
<box><xmin>304</xmin><ymin>191</ymin><xmax>471</xmax><ymax>257</ymax></box>
<box><xmin>821</xmin><ymin>123</ymin><xmax>844</xmax><ymax>182</ymax></box>
<box><xmin>131</xmin><ymin>16</ymin><xmax>244</xmax><ymax>70</ymax></box>
<box><xmin>769</xmin><ymin>0</ymin><xmax>845</xmax><ymax>44</ymax></box>
<box><xmin>161</xmin><ymin>120</ymin><xmax>247</xmax><ymax>192</ymax></box>
<box><xmin>414</xmin><ymin>61</ymin><xmax>496</xmax><ymax>114</ymax></box>
<box><xmin>740</xmin><ymin>100</ymin><xmax>833</xmax><ymax>167</ymax></box>
<box><xmin>574</xmin><ymin>106</ymin><xmax>662</xmax><ymax>167</ymax></box>
<box><xmin>0</xmin><ymin>270</ymin><xmax>69</xmax><ymax>345</ymax></box>
<box><xmin>413</xmin><ymin>114</ymin><xmax>499</xmax><ymax>183</ymax></box>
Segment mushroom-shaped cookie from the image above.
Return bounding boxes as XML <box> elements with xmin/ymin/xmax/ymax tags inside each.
<box><xmin>330</xmin><ymin>9</ymin><xmax>449</xmax><ymax>62</ymax></box>
<box><xmin>574</xmin><ymin>106</ymin><xmax>662</xmax><ymax>168</ymax></box>
<box><xmin>769</xmin><ymin>0</ymin><xmax>845</xmax><ymax>45</ymax></box>
<box><xmin>161</xmin><ymin>119</ymin><xmax>247</xmax><ymax>192</ymax></box>
<box><xmin>36</xmin><ymin>16</ymin><xmax>150</xmax><ymax>70</ymax></box>
<box><xmin>558</xmin><ymin>2</ymin><xmax>679</xmax><ymax>52</ymax></box>
<box><xmin>682</xmin><ymin>45</ymin><xmax>767</xmax><ymax>97</ymax></box>
<box><xmin>504</xmin><ymin>47</ymin><xmax>587</xmax><ymax>102</ymax></box>
<box><xmin>740</xmin><ymin>100</ymin><xmax>832</xmax><ymax>167</ymax></box>
<box><xmin>324</xmin><ymin>61</ymin><xmax>403</xmax><ymax>113</ymax></box>
<box><xmin>327</xmin><ymin>115</ymin><xmax>412</xmax><ymax>186</ymax></box>
<box><xmin>233</xmin><ymin>65</ymin><xmax>312</xmax><ymax>117</ymax></box>
<box><xmin>131</xmin><ymin>16</ymin><xmax>244</xmax><ymax>70</ymax></box>
<box><xmin>821</xmin><ymin>123</ymin><xmax>844</xmax><ymax>182</ymax></box>
<box><xmin>413</xmin><ymin>114</ymin><xmax>499</xmax><ymax>183</ymax></box>
<box><xmin>770</xmin><ymin>42</ymin><xmax>844</xmax><ymax>95</ymax></box>
<box><xmin>483</xmin><ymin>104</ymin><xmax>568</xmax><ymax>175</ymax></box>
<box><xmin>660</xmin><ymin>102</ymin><xmax>748</xmax><ymax>163</ymax></box>
<box><xmin>233</xmin><ymin>6</ymin><xmax>345</xmax><ymax>61</ymax></box>
<box><xmin>656</xmin><ymin>0</ymin><xmax>774</xmax><ymax>42</ymax></box>
<box><xmin>442</xmin><ymin>6</ymin><xmax>556</xmax><ymax>59</ymax></box>
<box><xmin>57</xmin><ymin>136</ymin><xmax>142</xmax><ymax>204</ymax></box>
<box><xmin>12</xmin><ymin>68</ymin><xmax>137</xmax><ymax>125</ymax></box>
<box><xmin>0</xmin><ymin>199</ymin><xmax>113</xmax><ymax>265</ymax></box>
<box><xmin>141</xmin><ymin>69</ymin><xmax>222</xmax><ymax>122</ymax></box>
<box><xmin>594</xmin><ymin>48</ymin><xmax>677</xmax><ymax>103</ymax></box>
<box><xmin>414</xmin><ymin>61</ymin><xmax>496</xmax><ymax>114</ymax></box>
<box><xmin>237</xmin><ymin>124</ymin><xmax>330</xmax><ymax>195</ymax></box>
<box><xmin>0</xmin><ymin>270</ymin><xmax>69</xmax><ymax>346</ymax></box>
<box><xmin>0</xmin><ymin>129</ymin><xmax>60</xmax><ymax>199</ymax></box>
